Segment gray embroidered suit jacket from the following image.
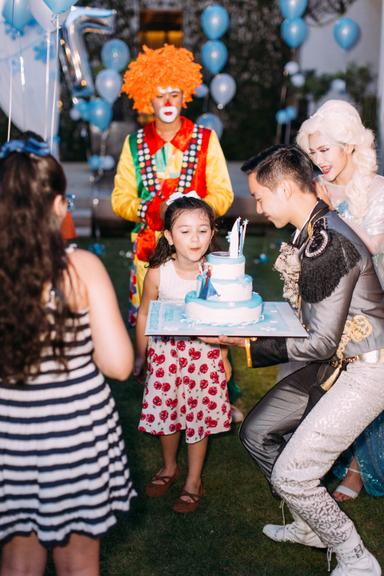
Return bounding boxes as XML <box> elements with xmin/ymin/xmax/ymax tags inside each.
<box><xmin>250</xmin><ymin>202</ymin><xmax>384</xmax><ymax>369</ymax></box>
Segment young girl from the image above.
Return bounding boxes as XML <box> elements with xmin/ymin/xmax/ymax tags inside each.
<box><xmin>297</xmin><ymin>99</ymin><xmax>384</xmax><ymax>501</ymax></box>
<box><xmin>0</xmin><ymin>134</ymin><xmax>135</xmax><ymax>575</ymax></box>
<box><xmin>135</xmin><ymin>194</ymin><xmax>231</xmax><ymax>513</ymax></box>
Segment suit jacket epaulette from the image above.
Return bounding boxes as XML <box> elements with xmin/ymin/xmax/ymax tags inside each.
<box><xmin>299</xmin><ymin>217</ymin><xmax>361</xmax><ymax>303</ymax></box>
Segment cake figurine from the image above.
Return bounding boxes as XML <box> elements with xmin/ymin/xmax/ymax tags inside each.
<box><xmin>185</xmin><ymin>218</ymin><xmax>263</xmax><ymax>325</ymax></box>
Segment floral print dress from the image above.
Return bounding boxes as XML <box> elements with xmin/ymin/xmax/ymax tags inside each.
<box><xmin>138</xmin><ymin>260</ymin><xmax>231</xmax><ymax>443</ymax></box>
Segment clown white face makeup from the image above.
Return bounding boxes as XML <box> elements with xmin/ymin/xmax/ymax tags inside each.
<box><xmin>151</xmin><ymin>87</ymin><xmax>184</xmax><ymax>124</ymax></box>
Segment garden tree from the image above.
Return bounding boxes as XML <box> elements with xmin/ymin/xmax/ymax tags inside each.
<box><xmin>307</xmin><ymin>0</ymin><xmax>358</xmax><ymax>23</ymax></box>
<box><xmin>69</xmin><ymin>0</ymin><xmax>290</xmax><ymax>160</ymax></box>
<box><xmin>60</xmin><ymin>0</ymin><xmax>359</xmax><ymax>160</ymax></box>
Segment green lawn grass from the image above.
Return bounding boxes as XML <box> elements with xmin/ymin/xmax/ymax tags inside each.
<box><xmin>52</xmin><ymin>231</ymin><xmax>383</xmax><ymax>575</ymax></box>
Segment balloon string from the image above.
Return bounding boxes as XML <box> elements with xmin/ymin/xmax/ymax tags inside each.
<box><xmin>7</xmin><ymin>59</ymin><xmax>13</xmax><ymax>141</ymax></box>
<box><xmin>18</xmin><ymin>34</ymin><xmax>26</xmax><ymax>131</ymax></box>
<box><xmin>7</xmin><ymin>0</ymin><xmax>16</xmax><ymax>141</ymax></box>
<box><xmin>44</xmin><ymin>32</ymin><xmax>51</xmax><ymax>141</ymax></box>
<box><xmin>50</xmin><ymin>16</ymin><xmax>60</xmax><ymax>152</ymax></box>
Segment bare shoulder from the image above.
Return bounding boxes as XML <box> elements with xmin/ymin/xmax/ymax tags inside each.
<box><xmin>67</xmin><ymin>248</ymin><xmax>108</xmax><ymax>280</ymax></box>
<box><xmin>144</xmin><ymin>266</ymin><xmax>160</xmax><ymax>286</ymax></box>
<box><xmin>65</xmin><ymin>249</ymin><xmax>110</xmax><ymax>310</ymax></box>
<box><xmin>68</xmin><ymin>248</ymin><xmax>104</xmax><ymax>269</ymax></box>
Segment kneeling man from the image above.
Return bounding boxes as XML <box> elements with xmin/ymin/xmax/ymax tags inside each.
<box><xmin>211</xmin><ymin>145</ymin><xmax>384</xmax><ymax>575</ymax></box>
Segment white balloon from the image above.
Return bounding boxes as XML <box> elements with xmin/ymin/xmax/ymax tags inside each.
<box><xmin>291</xmin><ymin>72</ymin><xmax>305</xmax><ymax>87</ymax></box>
<box><xmin>69</xmin><ymin>107</ymin><xmax>81</xmax><ymax>121</ymax></box>
<box><xmin>101</xmin><ymin>155</ymin><xmax>115</xmax><ymax>170</ymax></box>
<box><xmin>284</xmin><ymin>60</ymin><xmax>300</xmax><ymax>76</ymax></box>
<box><xmin>0</xmin><ymin>0</ymin><xmax>5</xmax><ymax>21</ymax></box>
<box><xmin>331</xmin><ymin>78</ymin><xmax>346</xmax><ymax>93</ymax></box>
<box><xmin>210</xmin><ymin>73</ymin><xmax>236</xmax><ymax>109</ymax></box>
<box><xmin>30</xmin><ymin>0</ymin><xmax>69</xmax><ymax>31</ymax></box>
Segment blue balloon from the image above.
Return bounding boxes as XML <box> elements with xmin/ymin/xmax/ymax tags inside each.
<box><xmin>88</xmin><ymin>242</ymin><xmax>105</xmax><ymax>256</ymax></box>
<box><xmin>88</xmin><ymin>155</ymin><xmax>102</xmax><ymax>170</ymax></box>
<box><xmin>276</xmin><ymin>109</ymin><xmax>289</xmax><ymax>124</ymax></box>
<box><xmin>88</xmin><ymin>98</ymin><xmax>112</xmax><ymax>132</ymax></box>
<box><xmin>74</xmin><ymin>99</ymin><xmax>90</xmax><ymax>121</ymax></box>
<box><xmin>2</xmin><ymin>0</ymin><xmax>34</xmax><ymax>32</ymax></box>
<box><xmin>194</xmin><ymin>83</ymin><xmax>209</xmax><ymax>98</ymax></box>
<box><xmin>42</xmin><ymin>0</ymin><xmax>78</xmax><ymax>15</ymax></box>
<box><xmin>95</xmin><ymin>69</ymin><xmax>122</xmax><ymax>104</ymax></box>
<box><xmin>285</xmin><ymin>105</ymin><xmax>298</xmax><ymax>121</ymax></box>
<box><xmin>333</xmin><ymin>17</ymin><xmax>361</xmax><ymax>51</ymax></box>
<box><xmin>197</xmin><ymin>113</ymin><xmax>223</xmax><ymax>139</ymax></box>
<box><xmin>201</xmin><ymin>40</ymin><xmax>228</xmax><ymax>75</ymax></box>
<box><xmin>101</xmin><ymin>39</ymin><xmax>130</xmax><ymax>72</ymax></box>
<box><xmin>279</xmin><ymin>0</ymin><xmax>307</xmax><ymax>19</ymax></box>
<box><xmin>200</xmin><ymin>5</ymin><xmax>229</xmax><ymax>40</ymax></box>
<box><xmin>281</xmin><ymin>18</ymin><xmax>308</xmax><ymax>48</ymax></box>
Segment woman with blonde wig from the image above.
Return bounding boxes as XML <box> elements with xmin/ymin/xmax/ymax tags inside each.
<box><xmin>297</xmin><ymin>99</ymin><xmax>384</xmax><ymax>501</ymax></box>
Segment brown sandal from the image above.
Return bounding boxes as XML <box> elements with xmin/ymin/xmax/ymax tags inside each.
<box><xmin>145</xmin><ymin>466</ymin><xmax>180</xmax><ymax>498</ymax></box>
<box><xmin>173</xmin><ymin>484</ymin><xmax>203</xmax><ymax>513</ymax></box>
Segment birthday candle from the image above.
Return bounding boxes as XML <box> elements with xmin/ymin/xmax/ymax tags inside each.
<box><xmin>239</xmin><ymin>219</ymin><xmax>248</xmax><ymax>255</ymax></box>
<box><xmin>229</xmin><ymin>217</ymin><xmax>240</xmax><ymax>258</ymax></box>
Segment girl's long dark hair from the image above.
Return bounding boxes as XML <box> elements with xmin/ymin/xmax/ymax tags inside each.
<box><xmin>148</xmin><ymin>196</ymin><xmax>215</xmax><ymax>268</ymax></box>
<box><xmin>0</xmin><ymin>133</ymin><xmax>70</xmax><ymax>385</ymax></box>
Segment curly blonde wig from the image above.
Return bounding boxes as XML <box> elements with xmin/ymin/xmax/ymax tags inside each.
<box><xmin>297</xmin><ymin>99</ymin><xmax>377</xmax><ymax>220</ymax></box>
<box><xmin>122</xmin><ymin>44</ymin><xmax>202</xmax><ymax>114</ymax></box>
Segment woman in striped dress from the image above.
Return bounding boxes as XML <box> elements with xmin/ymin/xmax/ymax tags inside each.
<box><xmin>0</xmin><ymin>134</ymin><xmax>135</xmax><ymax>575</ymax></box>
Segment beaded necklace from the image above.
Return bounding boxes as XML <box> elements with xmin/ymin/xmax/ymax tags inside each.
<box><xmin>136</xmin><ymin>123</ymin><xmax>204</xmax><ymax>201</ymax></box>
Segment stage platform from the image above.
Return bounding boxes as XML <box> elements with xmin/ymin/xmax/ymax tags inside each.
<box><xmin>63</xmin><ymin>161</ymin><xmax>265</xmax><ymax>237</ymax></box>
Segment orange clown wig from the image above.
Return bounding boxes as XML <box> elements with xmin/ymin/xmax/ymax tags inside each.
<box><xmin>122</xmin><ymin>44</ymin><xmax>202</xmax><ymax>114</ymax></box>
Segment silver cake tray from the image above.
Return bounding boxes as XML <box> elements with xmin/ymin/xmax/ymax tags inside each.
<box><xmin>145</xmin><ymin>300</ymin><xmax>308</xmax><ymax>337</ymax></box>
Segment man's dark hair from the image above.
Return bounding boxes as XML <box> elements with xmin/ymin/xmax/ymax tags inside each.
<box><xmin>241</xmin><ymin>144</ymin><xmax>316</xmax><ymax>194</ymax></box>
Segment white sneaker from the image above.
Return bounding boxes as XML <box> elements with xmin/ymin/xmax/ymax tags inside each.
<box><xmin>331</xmin><ymin>531</ymin><xmax>381</xmax><ymax>575</ymax></box>
<box><xmin>263</xmin><ymin>522</ymin><xmax>326</xmax><ymax>549</ymax></box>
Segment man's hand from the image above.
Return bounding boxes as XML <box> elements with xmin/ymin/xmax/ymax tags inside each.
<box><xmin>199</xmin><ymin>336</ymin><xmax>247</xmax><ymax>347</ymax></box>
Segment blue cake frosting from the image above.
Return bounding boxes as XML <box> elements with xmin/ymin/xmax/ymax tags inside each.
<box><xmin>185</xmin><ymin>290</ymin><xmax>263</xmax><ymax>309</ymax></box>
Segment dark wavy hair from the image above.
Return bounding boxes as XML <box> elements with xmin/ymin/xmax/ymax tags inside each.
<box><xmin>0</xmin><ymin>132</ymin><xmax>71</xmax><ymax>385</ymax></box>
<box><xmin>148</xmin><ymin>196</ymin><xmax>215</xmax><ymax>268</ymax></box>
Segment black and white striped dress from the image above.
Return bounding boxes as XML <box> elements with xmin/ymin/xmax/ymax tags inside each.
<box><xmin>0</xmin><ymin>307</ymin><xmax>136</xmax><ymax>545</ymax></box>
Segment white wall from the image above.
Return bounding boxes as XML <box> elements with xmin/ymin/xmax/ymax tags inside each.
<box><xmin>300</xmin><ymin>0</ymin><xmax>382</xmax><ymax>82</ymax></box>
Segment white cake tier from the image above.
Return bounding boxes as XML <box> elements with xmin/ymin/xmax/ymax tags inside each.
<box><xmin>185</xmin><ymin>291</ymin><xmax>263</xmax><ymax>325</ymax></box>
<box><xmin>196</xmin><ymin>274</ymin><xmax>253</xmax><ymax>302</ymax></box>
<box><xmin>206</xmin><ymin>251</ymin><xmax>245</xmax><ymax>280</ymax></box>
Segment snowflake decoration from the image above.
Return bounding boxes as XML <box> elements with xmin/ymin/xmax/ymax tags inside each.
<box><xmin>4</xmin><ymin>24</ymin><xmax>23</xmax><ymax>40</ymax></box>
<box><xmin>34</xmin><ymin>40</ymin><xmax>55</xmax><ymax>62</ymax></box>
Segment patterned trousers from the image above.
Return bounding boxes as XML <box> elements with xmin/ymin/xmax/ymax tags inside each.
<box><xmin>271</xmin><ymin>361</ymin><xmax>384</xmax><ymax>546</ymax></box>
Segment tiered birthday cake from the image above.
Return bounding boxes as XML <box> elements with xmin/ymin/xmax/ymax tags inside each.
<box><xmin>185</xmin><ymin>219</ymin><xmax>263</xmax><ymax>325</ymax></box>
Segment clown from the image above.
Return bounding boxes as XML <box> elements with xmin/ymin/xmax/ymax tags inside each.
<box><xmin>112</xmin><ymin>44</ymin><xmax>233</xmax><ymax>325</ymax></box>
